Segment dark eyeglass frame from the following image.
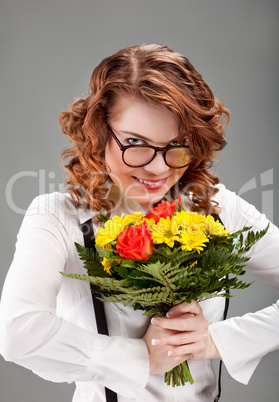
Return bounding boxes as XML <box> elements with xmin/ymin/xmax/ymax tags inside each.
<box><xmin>109</xmin><ymin>128</ymin><xmax>192</xmax><ymax>169</ymax></box>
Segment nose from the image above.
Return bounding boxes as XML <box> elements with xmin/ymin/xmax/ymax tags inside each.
<box><xmin>143</xmin><ymin>151</ymin><xmax>170</xmax><ymax>175</ymax></box>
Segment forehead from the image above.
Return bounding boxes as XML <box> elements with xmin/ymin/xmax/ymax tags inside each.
<box><xmin>109</xmin><ymin>98</ymin><xmax>179</xmax><ymax>143</ymax></box>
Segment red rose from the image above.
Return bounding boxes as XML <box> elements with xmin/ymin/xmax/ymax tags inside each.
<box><xmin>145</xmin><ymin>197</ymin><xmax>181</xmax><ymax>223</ymax></box>
<box><xmin>116</xmin><ymin>222</ymin><xmax>153</xmax><ymax>260</ymax></box>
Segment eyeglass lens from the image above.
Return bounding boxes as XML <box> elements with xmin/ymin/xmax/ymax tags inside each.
<box><xmin>123</xmin><ymin>147</ymin><xmax>191</xmax><ymax>168</ymax></box>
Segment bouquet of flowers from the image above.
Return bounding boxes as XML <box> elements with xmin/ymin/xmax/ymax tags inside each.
<box><xmin>61</xmin><ymin>197</ymin><xmax>268</xmax><ymax>386</ymax></box>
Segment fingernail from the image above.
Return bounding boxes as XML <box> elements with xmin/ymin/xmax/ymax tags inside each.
<box><xmin>166</xmin><ymin>311</ymin><xmax>173</xmax><ymax>318</ymax></box>
<box><xmin>151</xmin><ymin>338</ymin><xmax>161</xmax><ymax>346</ymax></box>
<box><xmin>168</xmin><ymin>350</ymin><xmax>174</xmax><ymax>356</ymax></box>
<box><xmin>151</xmin><ymin>317</ymin><xmax>159</xmax><ymax>325</ymax></box>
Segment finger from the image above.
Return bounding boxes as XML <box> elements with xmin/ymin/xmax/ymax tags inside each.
<box><xmin>152</xmin><ymin>314</ymin><xmax>206</xmax><ymax>332</ymax></box>
<box><xmin>167</xmin><ymin>300</ymin><xmax>202</xmax><ymax>318</ymax></box>
<box><xmin>167</xmin><ymin>342</ymin><xmax>203</xmax><ymax>359</ymax></box>
<box><xmin>152</xmin><ymin>329</ymin><xmax>207</xmax><ymax>347</ymax></box>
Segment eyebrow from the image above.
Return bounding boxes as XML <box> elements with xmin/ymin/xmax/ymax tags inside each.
<box><xmin>120</xmin><ymin>131</ymin><xmax>152</xmax><ymax>141</ymax></box>
<box><xmin>120</xmin><ymin>130</ymin><xmax>179</xmax><ymax>143</ymax></box>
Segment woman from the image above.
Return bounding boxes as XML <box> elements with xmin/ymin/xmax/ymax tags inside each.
<box><xmin>0</xmin><ymin>44</ymin><xmax>278</xmax><ymax>402</ymax></box>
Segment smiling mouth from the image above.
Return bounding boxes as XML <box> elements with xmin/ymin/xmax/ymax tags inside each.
<box><xmin>134</xmin><ymin>177</ymin><xmax>168</xmax><ymax>189</ymax></box>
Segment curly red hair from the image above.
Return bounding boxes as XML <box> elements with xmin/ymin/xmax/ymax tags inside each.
<box><xmin>59</xmin><ymin>44</ymin><xmax>229</xmax><ymax>218</ymax></box>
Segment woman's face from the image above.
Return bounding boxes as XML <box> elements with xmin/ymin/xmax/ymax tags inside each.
<box><xmin>105</xmin><ymin>99</ymin><xmax>189</xmax><ymax>211</ymax></box>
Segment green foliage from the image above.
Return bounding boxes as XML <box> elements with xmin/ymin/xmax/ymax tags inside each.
<box><xmin>61</xmin><ymin>224</ymin><xmax>269</xmax><ymax>316</ymax></box>
<box><xmin>74</xmin><ymin>242</ymin><xmax>108</xmax><ymax>278</ymax></box>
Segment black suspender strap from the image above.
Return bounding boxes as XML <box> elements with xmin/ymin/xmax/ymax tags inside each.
<box><xmin>81</xmin><ymin>219</ymin><xmax>118</xmax><ymax>402</ymax></box>
<box><xmin>212</xmin><ymin>214</ymin><xmax>230</xmax><ymax>402</ymax></box>
<box><xmin>214</xmin><ymin>295</ymin><xmax>230</xmax><ymax>402</ymax></box>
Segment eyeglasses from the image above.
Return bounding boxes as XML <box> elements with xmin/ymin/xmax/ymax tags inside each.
<box><xmin>109</xmin><ymin>128</ymin><xmax>192</xmax><ymax>169</ymax></box>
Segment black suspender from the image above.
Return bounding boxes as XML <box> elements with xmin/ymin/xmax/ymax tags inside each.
<box><xmin>81</xmin><ymin>215</ymin><xmax>229</xmax><ymax>402</ymax></box>
<box><xmin>214</xmin><ymin>295</ymin><xmax>230</xmax><ymax>401</ymax></box>
<box><xmin>212</xmin><ymin>214</ymin><xmax>230</xmax><ymax>401</ymax></box>
<box><xmin>81</xmin><ymin>219</ymin><xmax>118</xmax><ymax>402</ymax></box>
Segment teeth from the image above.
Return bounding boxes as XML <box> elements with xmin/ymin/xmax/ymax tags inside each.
<box><xmin>137</xmin><ymin>178</ymin><xmax>164</xmax><ymax>186</ymax></box>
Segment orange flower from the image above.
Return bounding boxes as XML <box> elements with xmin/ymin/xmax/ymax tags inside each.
<box><xmin>116</xmin><ymin>222</ymin><xmax>154</xmax><ymax>260</ymax></box>
<box><xmin>145</xmin><ymin>197</ymin><xmax>181</xmax><ymax>223</ymax></box>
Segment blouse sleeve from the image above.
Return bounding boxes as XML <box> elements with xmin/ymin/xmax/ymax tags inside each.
<box><xmin>209</xmin><ymin>185</ymin><xmax>279</xmax><ymax>384</ymax></box>
<box><xmin>0</xmin><ymin>194</ymin><xmax>149</xmax><ymax>399</ymax></box>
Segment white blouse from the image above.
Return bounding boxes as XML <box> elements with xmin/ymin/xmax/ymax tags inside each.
<box><xmin>0</xmin><ymin>184</ymin><xmax>278</xmax><ymax>402</ymax></box>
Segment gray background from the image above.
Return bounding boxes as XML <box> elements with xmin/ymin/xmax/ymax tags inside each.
<box><xmin>0</xmin><ymin>0</ymin><xmax>278</xmax><ymax>401</ymax></box>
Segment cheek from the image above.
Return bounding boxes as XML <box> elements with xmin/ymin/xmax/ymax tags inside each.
<box><xmin>105</xmin><ymin>141</ymin><xmax>121</xmax><ymax>170</ymax></box>
<box><xmin>105</xmin><ymin>141</ymin><xmax>133</xmax><ymax>181</ymax></box>
<box><xmin>169</xmin><ymin>166</ymin><xmax>188</xmax><ymax>184</ymax></box>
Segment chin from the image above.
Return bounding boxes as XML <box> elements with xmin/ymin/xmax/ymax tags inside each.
<box><xmin>135</xmin><ymin>193</ymin><xmax>167</xmax><ymax>209</ymax></box>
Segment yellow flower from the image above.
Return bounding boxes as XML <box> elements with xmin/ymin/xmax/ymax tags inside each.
<box><xmin>96</xmin><ymin>212</ymin><xmax>144</xmax><ymax>248</ymax></box>
<box><xmin>101</xmin><ymin>257</ymin><xmax>113</xmax><ymax>275</ymax></box>
<box><xmin>151</xmin><ymin>216</ymin><xmax>180</xmax><ymax>248</ymax></box>
<box><xmin>178</xmin><ymin>229</ymin><xmax>209</xmax><ymax>252</ymax></box>
<box><xmin>189</xmin><ymin>260</ymin><xmax>198</xmax><ymax>268</ymax></box>
<box><xmin>206</xmin><ymin>215</ymin><xmax>229</xmax><ymax>237</ymax></box>
<box><xmin>175</xmin><ymin>211</ymin><xmax>207</xmax><ymax>235</ymax></box>
<box><xmin>142</xmin><ymin>217</ymin><xmax>156</xmax><ymax>230</ymax></box>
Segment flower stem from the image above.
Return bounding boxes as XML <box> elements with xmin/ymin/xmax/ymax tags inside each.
<box><xmin>181</xmin><ymin>361</ymin><xmax>194</xmax><ymax>384</ymax></box>
<box><xmin>165</xmin><ymin>370</ymin><xmax>171</xmax><ymax>386</ymax></box>
<box><xmin>164</xmin><ymin>361</ymin><xmax>194</xmax><ymax>387</ymax></box>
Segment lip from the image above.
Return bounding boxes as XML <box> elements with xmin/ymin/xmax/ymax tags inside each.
<box><xmin>133</xmin><ymin>176</ymin><xmax>168</xmax><ymax>191</ymax></box>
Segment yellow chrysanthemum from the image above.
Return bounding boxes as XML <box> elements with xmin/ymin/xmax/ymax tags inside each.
<box><xmin>150</xmin><ymin>216</ymin><xmax>180</xmax><ymax>248</ymax></box>
<box><xmin>205</xmin><ymin>215</ymin><xmax>229</xmax><ymax>237</ymax></box>
<box><xmin>175</xmin><ymin>211</ymin><xmax>207</xmax><ymax>235</ymax></box>
<box><xmin>101</xmin><ymin>257</ymin><xmax>113</xmax><ymax>275</ymax></box>
<box><xmin>142</xmin><ymin>217</ymin><xmax>156</xmax><ymax>230</ymax></box>
<box><xmin>178</xmin><ymin>229</ymin><xmax>209</xmax><ymax>252</ymax></box>
<box><xmin>95</xmin><ymin>212</ymin><xmax>144</xmax><ymax>248</ymax></box>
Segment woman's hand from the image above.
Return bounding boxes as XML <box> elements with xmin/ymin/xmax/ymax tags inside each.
<box><xmin>143</xmin><ymin>301</ymin><xmax>220</xmax><ymax>375</ymax></box>
<box><xmin>143</xmin><ymin>319</ymin><xmax>188</xmax><ymax>374</ymax></box>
